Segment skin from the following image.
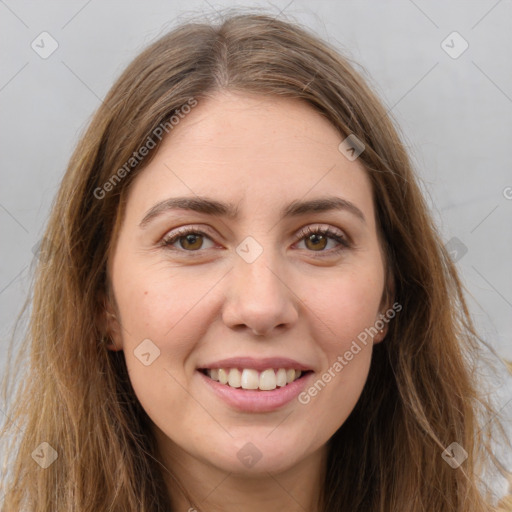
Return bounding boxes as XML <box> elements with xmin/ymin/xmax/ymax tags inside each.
<box><xmin>105</xmin><ymin>91</ymin><xmax>391</xmax><ymax>512</ymax></box>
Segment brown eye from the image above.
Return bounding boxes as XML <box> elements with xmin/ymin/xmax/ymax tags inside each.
<box><xmin>178</xmin><ymin>233</ymin><xmax>204</xmax><ymax>251</ymax></box>
<box><xmin>304</xmin><ymin>232</ymin><xmax>328</xmax><ymax>251</ymax></box>
<box><xmin>296</xmin><ymin>226</ymin><xmax>350</xmax><ymax>255</ymax></box>
<box><xmin>161</xmin><ymin>229</ymin><xmax>214</xmax><ymax>252</ymax></box>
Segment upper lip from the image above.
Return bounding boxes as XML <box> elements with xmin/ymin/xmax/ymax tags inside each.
<box><xmin>198</xmin><ymin>357</ymin><xmax>313</xmax><ymax>372</ymax></box>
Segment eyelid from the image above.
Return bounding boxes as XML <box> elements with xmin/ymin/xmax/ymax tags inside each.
<box><xmin>160</xmin><ymin>224</ymin><xmax>218</xmax><ymax>248</ymax></box>
<box><xmin>295</xmin><ymin>224</ymin><xmax>348</xmax><ymax>242</ymax></box>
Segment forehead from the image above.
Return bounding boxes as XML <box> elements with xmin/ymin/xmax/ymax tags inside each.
<box><xmin>125</xmin><ymin>91</ymin><xmax>376</xmax><ymax>226</ymax></box>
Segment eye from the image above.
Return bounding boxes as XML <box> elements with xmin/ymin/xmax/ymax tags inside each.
<box><xmin>160</xmin><ymin>227</ymin><xmax>215</xmax><ymax>252</ymax></box>
<box><xmin>160</xmin><ymin>225</ymin><xmax>350</xmax><ymax>255</ymax></box>
<box><xmin>294</xmin><ymin>225</ymin><xmax>350</xmax><ymax>255</ymax></box>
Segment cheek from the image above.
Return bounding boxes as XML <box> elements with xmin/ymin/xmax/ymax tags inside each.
<box><xmin>296</xmin><ymin>266</ymin><xmax>383</xmax><ymax>421</ymax></box>
<box><xmin>308</xmin><ymin>265</ymin><xmax>384</xmax><ymax>348</ymax></box>
<box><xmin>113</xmin><ymin>257</ymin><xmax>214</xmax><ymax>341</ymax></box>
<box><xmin>113</xmin><ymin>267</ymin><xmax>205</xmax><ymax>422</ymax></box>
<box><xmin>111</xmin><ymin>260</ymin><xmax>220</xmax><ymax>410</ymax></box>
<box><xmin>305</xmin><ymin>347</ymin><xmax>372</xmax><ymax>436</ymax></box>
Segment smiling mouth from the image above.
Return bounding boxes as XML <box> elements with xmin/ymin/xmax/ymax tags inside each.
<box><xmin>198</xmin><ymin>367</ymin><xmax>312</xmax><ymax>391</ymax></box>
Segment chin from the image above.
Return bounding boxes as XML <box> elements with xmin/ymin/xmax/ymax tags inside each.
<box><xmin>204</xmin><ymin>434</ymin><xmax>309</xmax><ymax>475</ymax></box>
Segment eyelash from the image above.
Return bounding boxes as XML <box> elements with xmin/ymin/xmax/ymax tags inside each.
<box><xmin>160</xmin><ymin>225</ymin><xmax>351</xmax><ymax>257</ymax></box>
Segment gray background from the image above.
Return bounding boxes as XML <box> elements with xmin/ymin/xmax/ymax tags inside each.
<box><xmin>1</xmin><ymin>0</ymin><xmax>511</xmax><ymax>499</ymax></box>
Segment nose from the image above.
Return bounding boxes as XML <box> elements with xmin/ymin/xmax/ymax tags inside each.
<box><xmin>221</xmin><ymin>251</ymin><xmax>299</xmax><ymax>337</ymax></box>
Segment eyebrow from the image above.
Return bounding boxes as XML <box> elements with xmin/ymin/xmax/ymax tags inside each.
<box><xmin>139</xmin><ymin>195</ymin><xmax>366</xmax><ymax>228</ymax></box>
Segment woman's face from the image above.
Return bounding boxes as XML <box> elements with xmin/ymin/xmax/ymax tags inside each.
<box><xmin>107</xmin><ymin>91</ymin><xmax>390</xmax><ymax>476</ymax></box>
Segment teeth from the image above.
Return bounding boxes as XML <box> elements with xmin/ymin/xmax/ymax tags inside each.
<box><xmin>218</xmin><ymin>368</ymin><xmax>228</xmax><ymax>385</ymax></box>
<box><xmin>228</xmin><ymin>368</ymin><xmax>241</xmax><ymax>388</ymax></box>
<box><xmin>204</xmin><ymin>367</ymin><xmax>304</xmax><ymax>390</ymax></box>
<box><xmin>276</xmin><ymin>368</ymin><xmax>287</xmax><ymax>387</ymax></box>
<box><xmin>259</xmin><ymin>369</ymin><xmax>276</xmax><ymax>390</ymax></box>
<box><xmin>286</xmin><ymin>368</ymin><xmax>296</xmax><ymax>383</ymax></box>
<box><xmin>241</xmin><ymin>369</ymin><xmax>259</xmax><ymax>389</ymax></box>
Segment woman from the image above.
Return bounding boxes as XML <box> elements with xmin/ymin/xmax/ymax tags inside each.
<box><xmin>1</xmin><ymin>11</ymin><xmax>510</xmax><ymax>512</ymax></box>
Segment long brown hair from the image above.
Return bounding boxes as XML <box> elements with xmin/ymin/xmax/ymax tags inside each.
<box><xmin>1</xmin><ymin>9</ymin><xmax>510</xmax><ymax>511</ymax></box>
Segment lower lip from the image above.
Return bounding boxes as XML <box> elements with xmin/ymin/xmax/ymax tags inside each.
<box><xmin>197</xmin><ymin>370</ymin><xmax>314</xmax><ymax>413</ymax></box>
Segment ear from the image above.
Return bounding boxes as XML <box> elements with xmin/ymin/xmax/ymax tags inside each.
<box><xmin>374</xmin><ymin>269</ymin><xmax>396</xmax><ymax>344</ymax></box>
<box><xmin>98</xmin><ymin>291</ymin><xmax>124</xmax><ymax>352</ymax></box>
<box><xmin>373</xmin><ymin>312</ymin><xmax>389</xmax><ymax>344</ymax></box>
